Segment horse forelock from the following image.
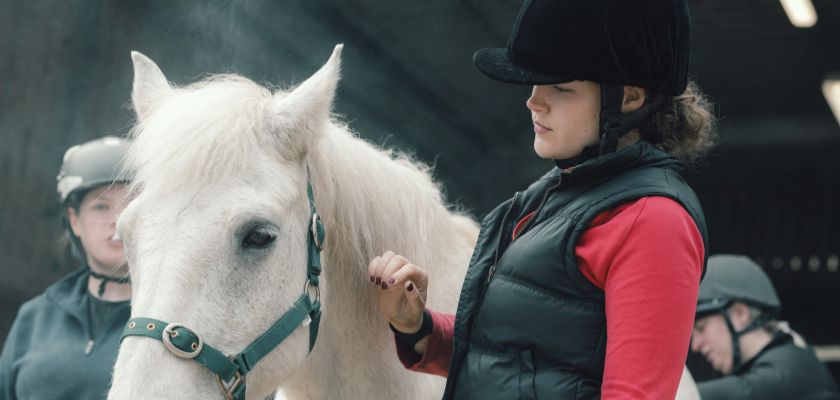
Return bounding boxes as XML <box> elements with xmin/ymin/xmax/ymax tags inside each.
<box><xmin>124</xmin><ymin>74</ymin><xmax>305</xmax><ymax>195</ymax></box>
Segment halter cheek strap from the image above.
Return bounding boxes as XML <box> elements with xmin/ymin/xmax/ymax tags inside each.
<box><xmin>120</xmin><ymin>177</ymin><xmax>326</xmax><ymax>400</ymax></box>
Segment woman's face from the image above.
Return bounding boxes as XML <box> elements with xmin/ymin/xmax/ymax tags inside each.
<box><xmin>691</xmin><ymin>314</ymin><xmax>734</xmax><ymax>374</ymax></box>
<box><xmin>526</xmin><ymin>80</ymin><xmax>601</xmax><ymax>160</ymax></box>
<box><xmin>68</xmin><ymin>184</ymin><xmax>129</xmax><ymax>271</ymax></box>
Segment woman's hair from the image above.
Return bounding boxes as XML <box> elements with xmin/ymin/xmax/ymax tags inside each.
<box><xmin>56</xmin><ymin>229</ymin><xmax>78</xmax><ymax>268</ymax></box>
<box><xmin>56</xmin><ymin>193</ymin><xmax>86</xmax><ymax>268</ymax></box>
<box><xmin>639</xmin><ymin>81</ymin><xmax>718</xmax><ymax>164</ymax></box>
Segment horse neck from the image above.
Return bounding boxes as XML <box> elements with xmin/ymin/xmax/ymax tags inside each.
<box><xmin>282</xmin><ymin>124</ymin><xmax>458</xmax><ymax>398</ymax></box>
<box><xmin>307</xmin><ymin>124</ymin><xmax>460</xmax><ymax>290</ymax></box>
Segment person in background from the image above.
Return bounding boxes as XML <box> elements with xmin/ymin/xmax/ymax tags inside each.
<box><xmin>0</xmin><ymin>136</ymin><xmax>133</xmax><ymax>399</ymax></box>
<box><xmin>691</xmin><ymin>254</ymin><xmax>839</xmax><ymax>400</ymax></box>
<box><xmin>368</xmin><ymin>0</ymin><xmax>716</xmax><ymax>398</ymax></box>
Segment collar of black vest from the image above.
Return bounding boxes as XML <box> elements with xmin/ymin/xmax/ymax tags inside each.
<box><xmin>733</xmin><ymin>332</ymin><xmax>793</xmax><ymax>375</ymax></box>
<box><xmin>553</xmin><ymin>140</ymin><xmax>682</xmax><ymax>186</ymax></box>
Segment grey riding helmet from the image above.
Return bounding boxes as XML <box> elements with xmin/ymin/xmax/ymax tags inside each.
<box><xmin>696</xmin><ymin>254</ymin><xmax>781</xmax><ymax>319</ymax></box>
<box><xmin>57</xmin><ymin>136</ymin><xmax>130</xmax><ymax>207</ymax></box>
<box><xmin>696</xmin><ymin>254</ymin><xmax>781</xmax><ymax>372</ymax></box>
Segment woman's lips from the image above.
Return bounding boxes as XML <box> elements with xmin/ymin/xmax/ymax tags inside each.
<box><xmin>533</xmin><ymin>121</ymin><xmax>552</xmax><ymax>135</ymax></box>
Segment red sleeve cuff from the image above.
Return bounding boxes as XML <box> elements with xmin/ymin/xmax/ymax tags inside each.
<box><xmin>394</xmin><ymin>308</ymin><xmax>454</xmax><ymax>377</ymax></box>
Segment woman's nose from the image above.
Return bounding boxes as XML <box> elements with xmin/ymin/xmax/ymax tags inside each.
<box><xmin>690</xmin><ymin>333</ymin><xmax>702</xmax><ymax>352</ymax></box>
<box><xmin>526</xmin><ymin>85</ymin><xmax>549</xmax><ymax>114</ymax></box>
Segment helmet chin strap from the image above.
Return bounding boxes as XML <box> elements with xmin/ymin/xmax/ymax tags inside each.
<box><xmin>88</xmin><ymin>269</ymin><xmax>131</xmax><ymax>297</ymax></box>
<box><xmin>553</xmin><ymin>83</ymin><xmax>665</xmax><ymax>169</ymax></box>
<box><xmin>720</xmin><ymin>307</ymin><xmax>767</xmax><ymax>373</ymax></box>
<box><xmin>597</xmin><ymin>84</ymin><xmax>628</xmax><ymax>155</ymax></box>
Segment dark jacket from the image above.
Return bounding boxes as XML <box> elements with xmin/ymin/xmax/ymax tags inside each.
<box><xmin>698</xmin><ymin>333</ymin><xmax>840</xmax><ymax>400</ymax></box>
<box><xmin>443</xmin><ymin>141</ymin><xmax>708</xmax><ymax>399</ymax></box>
<box><xmin>0</xmin><ymin>268</ymin><xmax>130</xmax><ymax>400</ymax></box>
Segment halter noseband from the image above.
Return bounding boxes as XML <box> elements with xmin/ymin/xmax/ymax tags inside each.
<box><xmin>120</xmin><ymin>177</ymin><xmax>326</xmax><ymax>400</ymax></box>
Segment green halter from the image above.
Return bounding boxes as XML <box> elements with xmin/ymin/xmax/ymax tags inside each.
<box><xmin>120</xmin><ymin>178</ymin><xmax>326</xmax><ymax>400</ymax></box>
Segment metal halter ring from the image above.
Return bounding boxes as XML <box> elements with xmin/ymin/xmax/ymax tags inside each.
<box><xmin>303</xmin><ymin>279</ymin><xmax>321</xmax><ymax>303</ymax></box>
<box><xmin>162</xmin><ymin>322</ymin><xmax>203</xmax><ymax>359</ymax></box>
<box><xmin>311</xmin><ymin>213</ymin><xmax>324</xmax><ymax>251</ymax></box>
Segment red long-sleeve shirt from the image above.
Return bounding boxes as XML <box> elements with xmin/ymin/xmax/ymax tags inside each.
<box><xmin>394</xmin><ymin>196</ymin><xmax>704</xmax><ymax>399</ymax></box>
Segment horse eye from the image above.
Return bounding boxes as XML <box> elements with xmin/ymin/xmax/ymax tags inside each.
<box><xmin>243</xmin><ymin>229</ymin><xmax>276</xmax><ymax>249</ymax></box>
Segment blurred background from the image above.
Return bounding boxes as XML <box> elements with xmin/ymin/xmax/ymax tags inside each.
<box><xmin>1</xmin><ymin>0</ymin><xmax>838</xmax><ymax>384</ymax></box>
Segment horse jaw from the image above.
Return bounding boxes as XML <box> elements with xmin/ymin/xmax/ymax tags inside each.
<box><xmin>130</xmin><ymin>51</ymin><xmax>173</xmax><ymax>120</ymax></box>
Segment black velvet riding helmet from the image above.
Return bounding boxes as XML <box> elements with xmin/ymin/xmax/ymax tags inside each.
<box><xmin>473</xmin><ymin>0</ymin><xmax>692</xmax><ymax>95</ymax></box>
<box><xmin>473</xmin><ymin>0</ymin><xmax>693</xmax><ymax>158</ymax></box>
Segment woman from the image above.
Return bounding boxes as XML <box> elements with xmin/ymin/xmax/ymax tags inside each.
<box><xmin>368</xmin><ymin>0</ymin><xmax>716</xmax><ymax>398</ymax></box>
<box><xmin>0</xmin><ymin>137</ymin><xmax>132</xmax><ymax>399</ymax></box>
<box><xmin>692</xmin><ymin>255</ymin><xmax>839</xmax><ymax>399</ymax></box>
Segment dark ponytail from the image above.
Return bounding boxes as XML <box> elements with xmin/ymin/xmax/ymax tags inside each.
<box><xmin>640</xmin><ymin>81</ymin><xmax>718</xmax><ymax>163</ymax></box>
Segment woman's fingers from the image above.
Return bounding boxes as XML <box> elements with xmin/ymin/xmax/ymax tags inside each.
<box><xmin>367</xmin><ymin>253</ymin><xmax>429</xmax><ymax>331</ymax></box>
<box><xmin>368</xmin><ymin>251</ymin><xmax>396</xmax><ymax>285</ymax></box>
<box><xmin>383</xmin><ymin>263</ymin><xmax>427</xmax><ymax>293</ymax></box>
<box><xmin>367</xmin><ymin>251</ymin><xmax>428</xmax><ymax>296</ymax></box>
<box><xmin>367</xmin><ymin>256</ymin><xmax>381</xmax><ymax>282</ymax></box>
<box><xmin>380</xmin><ymin>255</ymin><xmax>410</xmax><ymax>288</ymax></box>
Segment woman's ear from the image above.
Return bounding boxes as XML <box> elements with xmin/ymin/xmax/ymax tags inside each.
<box><xmin>728</xmin><ymin>303</ymin><xmax>752</xmax><ymax>331</ymax></box>
<box><xmin>621</xmin><ymin>86</ymin><xmax>646</xmax><ymax>113</ymax></box>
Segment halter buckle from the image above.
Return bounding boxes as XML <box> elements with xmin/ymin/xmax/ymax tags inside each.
<box><xmin>215</xmin><ymin>369</ymin><xmax>244</xmax><ymax>400</ymax></box>
<box><xmin>162</xmin><ymin>322</ymin><xmax>203</xmax><ymax>359</ymax></box>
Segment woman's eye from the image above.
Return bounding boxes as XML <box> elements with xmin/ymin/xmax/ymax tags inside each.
<box><xmin>243</xmin><ymin>229</ymin><xmax>276</xmax><ymax>249</ymax></box>
<box><xmin>93</xmin><ymin>203</ymin><xmax>110</xmax><ymax>211</ymax></box>
<box><xmin>552</xmin><ymin>85</ymin><xmax>571</xmax><ymax>93</ymax></box>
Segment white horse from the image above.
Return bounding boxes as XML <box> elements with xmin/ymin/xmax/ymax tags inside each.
<box><xmin>108</xmin><ymin>45</ymin><xmax>477</xmax><ymax>400</ymax></box>
<box><xmin>108</xmin><ymin>44</ymin><xmax>700</xmax><ymax>400</ymax></box>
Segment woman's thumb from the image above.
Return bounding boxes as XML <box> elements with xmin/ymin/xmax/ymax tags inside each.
<box><xmin>404</xmin><ymin>280</ymin><xmax>422</xmax><ymax>307</ymax></box>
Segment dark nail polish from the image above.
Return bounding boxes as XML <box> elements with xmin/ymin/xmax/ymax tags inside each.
<box><xmin>387</xmin><ymin>278</ymin><xmax>395</xmax><ymax>285</ymax></box>
<box><xmin>380</xmin><ymin>282</ymin><xmax>388</xmax><ymax>290</ymax></box>
<box><xmin>369</xmin><ymin>276</ymin><xmax>374</xmax><ymax>283</ymax></box>
<box><xmin>407</xmin><ymin>282</ymin><xmax>415</xmax><ymax>292</ymax></box>
<box><xmin>375</xmin><ymin>277</ymin><xmax>381</xmax><ymax>285</ymax></box>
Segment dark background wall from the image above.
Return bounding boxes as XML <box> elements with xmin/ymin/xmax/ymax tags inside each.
<box><xmin>2</xmin><ymin>0</ymin><xmax>839</xmax><ymax>384</ymax></box>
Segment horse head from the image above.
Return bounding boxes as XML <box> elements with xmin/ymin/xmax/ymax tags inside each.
<box><xmin>109</xmin><ymin>45</ymin><xmax>344</xmax><ymax>400</ymax></box>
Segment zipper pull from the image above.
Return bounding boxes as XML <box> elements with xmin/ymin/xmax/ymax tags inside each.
<box><xmin>84</xmin><ymin>339</ymin><xmax>95</xmax><ymax>355</ymax></box>
<box><xmin>486</xmin><ymin>264</ymin><xmax>497</xmax><ymax>283</ymax></box>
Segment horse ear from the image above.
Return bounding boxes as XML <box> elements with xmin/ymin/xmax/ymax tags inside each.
<box><xmin>130</xmin><ymin>51</ymin><xmax>173</xmax><ymax>120</ymax></box>
<box><xmin>270</xmin><ymin>44</ymin><xmax>343</xmax><ymax>154</ymax></box>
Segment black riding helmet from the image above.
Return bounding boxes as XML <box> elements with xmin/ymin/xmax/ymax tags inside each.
<box><xmin>473</xmin><ymin>0</ymin><xmax>691</xmax><ymax>160</ymax></box>
<box><xmin>696</xmin><ymin>254</ymin><xmax>781</xmax><ymax>372</ymax></box>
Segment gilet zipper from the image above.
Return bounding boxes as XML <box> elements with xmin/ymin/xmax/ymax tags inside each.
<box><xmin>468</xmin><ymin>173</ymin><xmax>564</xmax><ymax>334</ymax></box>
<box><xmin>487</xmin><ymin>176</ymin><xmax>563</xmax><ymax>283</ymax></box>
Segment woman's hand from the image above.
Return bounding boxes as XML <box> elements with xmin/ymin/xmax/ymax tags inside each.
<box><xmin>368</xmin><ymin>251</ymin><xmax>428</xmax><ymax>334</ymax></box>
